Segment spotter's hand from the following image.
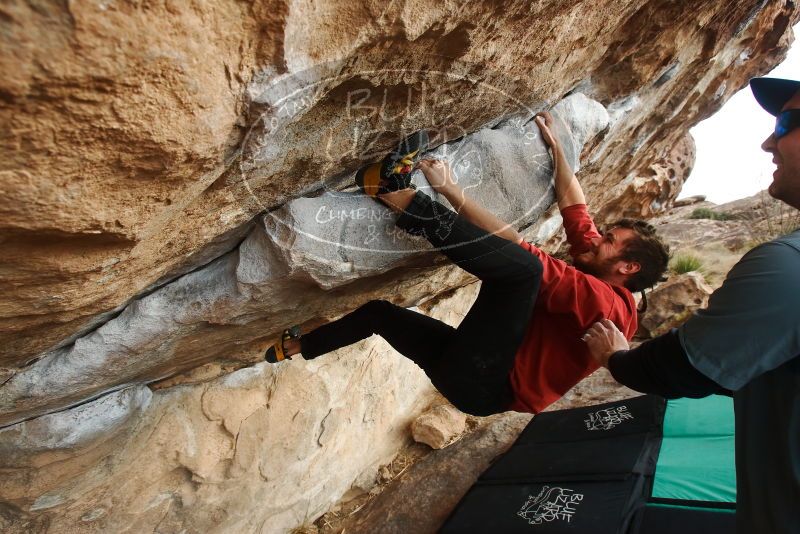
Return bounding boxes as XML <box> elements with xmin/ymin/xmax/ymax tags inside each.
<box><xmin>582</xmin><ymin>319</ymin><xmax>630</xmax><ymax>368</ymax></box>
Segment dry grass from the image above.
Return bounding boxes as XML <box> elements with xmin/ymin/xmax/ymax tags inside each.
<box><xmin>740</xmin><ymin>190</ymin><xmax>800</xmax><ymax>246</ymax></box>
<box><xmin>290</xmin><ymin>442</ymin><xmax>433</xmax><ymax>534</ymax></box>
<box><xmin>293</xmin><ymin>412</ymin><xmax>483</xmax><ymax>534</ymax></box>
<box><xmin>670</xmin><ymin>253</ymin><xmax>704</xmax><ymax>275</ymax></box>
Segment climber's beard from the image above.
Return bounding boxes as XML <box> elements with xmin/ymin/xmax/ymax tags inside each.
<box><xmin>572</xmin><ymin>253</ymin><xmax>620</xmax><ymax>280</ymax></box>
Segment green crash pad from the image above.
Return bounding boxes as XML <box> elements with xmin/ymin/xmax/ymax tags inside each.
<box><xmin>651</xmin><ymin>395</ymin><xmax>736</xmax><ymax>508</ymax></box>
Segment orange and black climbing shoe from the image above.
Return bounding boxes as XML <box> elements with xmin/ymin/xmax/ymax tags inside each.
<box><xmin>265</xmin><ymin>325</ymin><xmax>301</xmax><ymax>363</ymax></box>
<box><xmin>355</xmin><ymin>130</ymin><xmax>429</xmax><ymax>197</ymax></box>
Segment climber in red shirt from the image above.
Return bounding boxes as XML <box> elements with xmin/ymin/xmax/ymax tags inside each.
<box><xmin>265</xmin><ymin>113</ymin><xmax>670</xmax><ymax>416</ymax></box>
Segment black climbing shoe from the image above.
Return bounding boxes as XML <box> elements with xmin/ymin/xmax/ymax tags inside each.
<box><xmin>265</xmin><ymin>325</ymin><xmax>302</xmax><ymax>363</ymax></box>
<box><xmin>355</xmin><ymin>130</ymin><xmax>429</xmax><ymax>197</ymax></box>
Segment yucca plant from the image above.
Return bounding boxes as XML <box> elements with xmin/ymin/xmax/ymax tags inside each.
<box><xmin>670</xmin><ymin>254</ymin><xmax>704</xmax><ymax>274</ymax></box>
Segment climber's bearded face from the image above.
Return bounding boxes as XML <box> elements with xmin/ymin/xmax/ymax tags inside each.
<box><xmin>762</xmin><ymin>91</ymin><xmax>800</xmax><ymax>210</ymax></box>
<box><xmin>572</xmin><ymin>227</ymin><xmax>636</xmax><ymax>280</ymax></box>
<box><xmin>572</xmin><ymin>254</ymin><xmax>621</xmax><ymax>279</ymax></box>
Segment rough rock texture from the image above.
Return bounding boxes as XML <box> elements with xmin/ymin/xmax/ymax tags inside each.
<box><xmin>598</xmin><ymin>132</ymin><xmax>696</xmax><ymax>221</ymax></box>
<box><xmin>657</xmin><ymin>211</ymin><xmax>747</xmax><ymax>250</ymax></box>
<box><xmin>653</xmin><ymin>189</ymin><xmax>800</xmax><ymax>286</ymax></box>
<box><xmin>411</xmin><ymin>404</ymin><xmax>467</xmax><ymax>449</ymax></box>
<box><xmin>0</xmin><ymin>255</ymin><xmax>470</xmax><ymax>430</ymax></box>
<box><xmin>545</xmin><ymin>367</ymin><xmax>641</xmax><ymax>412</ymax></box>
<box><xmin>673</xmin><ymin>195</ymin><xmax>707</xmax><ymax>208</ymax></box>
<box><xmin>263</xmin><ymin>94</ymin><xmax>606</xmax><ymax>286</ymax></box>
<box><xmin>0</xmin><ymin>340</ymin><xmax>437</xmax><ymax>533</ymax></box>
<box><xmin>2</xmin><ymin>0</ymin><xmax>797</xmax><ymax>368</ymax></box>
<box><xmin>310</xmin><ymin>191</ymin><xmax>798</xmax><ymax>532</ymax></box>
<box><xmin>325</xmin><ymin>411</ymin><xmax>532</xmax><ymax>534</ymax></box>
<box><xmin>3</xmin><ymin>2</ymin><xmax>800</xmax><ymax>533</ymax></box>
<box><xmin>0</xmin><ymin>94</ymin><xmax>603</xmax><ymax>428</ymax></box>
<box><xmin>309</xmin><ymin>366</ymin><xmax>641</xmax><ymax>534</ymax></box>
<box><xmin>636</xmin><ymin>272</ymin><xmax>713</xmax><ymax>339</ymax></box>
<box><xmin>707</xmin><ymin>189</ymin><xmax>800</xmax><ymax>243</ymax></box>
<box><xmin>0</xmin><ymin>247</ymin><xmax>481</xmax><ymax>534</ymax></box>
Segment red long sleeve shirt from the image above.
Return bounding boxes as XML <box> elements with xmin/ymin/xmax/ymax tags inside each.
<box><xmin>508</xmin><ymin>204</ymin><xmax>638</xmax><ymax>413</ymax></box>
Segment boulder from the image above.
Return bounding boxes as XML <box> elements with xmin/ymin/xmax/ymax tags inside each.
<box><xmin>598</xmin><ymin>132</ymin><xmax>697</xmax><ymax>221</ymax></box>
<box><xmin>1</xmin><ymin>2</ymin><xmax>799</xmax><ymax>533</ymax></box>
<box><xmin>1</xmin><ymin>0</ymin><xmax>795</xmax><ymax>370</ymax></box>
<box><xmin>673</xmin><ymin>195</ymin><xmax>707</xmax><ymax>208</ymax></box>
<box><xmin>0</xmin><ymin>93</ymin><xmax>606</xmax><ymax>428</ymax></box>
<box><xmin>263</xmin><ymin>94</ymin><xmax>607</xmax><ymax>287</ymax></box>
<box><xmin>0</xmin><ymin>338</ymin><xmax>437</xmax><ymax>534</ymax></box>
<box><xmin>636</xmin><ymin>272</ymin><xmax>713</xmax><ymax>339</ymax></box>
<box><xmin>411</xmin><ymin>404</ymin><xmax>467</xmax><ymax>449</ymax></box>
<box><xmin>651</xmin><ymin>189</ymin><xmax>800</xmax><ymax>287</ymax></box>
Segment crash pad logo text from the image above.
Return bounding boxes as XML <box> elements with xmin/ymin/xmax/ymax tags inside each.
<box><xmin>584</xmin><ymin>405</ymin><xmax>633</xmax><ymax>431</ymax></box>
<box><xmin>517</xmin><ymin>486</ymin><xmax>584</xmax><ymax>525</ymax></box>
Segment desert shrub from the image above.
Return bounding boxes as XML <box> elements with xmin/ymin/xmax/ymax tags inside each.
<box><xmin>689</xmin><ymin>207</ymin><xmax>736</xmax><ymax>221</ymax></box>
<box><xmin>670</xmin><ymin>254</ymin><xmax>703</xmax><ymax>274</ymax></box>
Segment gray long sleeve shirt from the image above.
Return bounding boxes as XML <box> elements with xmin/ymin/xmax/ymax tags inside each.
<box><xmin>678</xmin><ymin>229</ymin><xmax>800</xmax><ymax>534</ymax></box>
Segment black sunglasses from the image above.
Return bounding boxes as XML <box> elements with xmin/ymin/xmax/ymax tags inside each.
<box><xmin>775</xmin><ymin>109</ymin><xmax>800</xmax><ymax>139</ymax></box>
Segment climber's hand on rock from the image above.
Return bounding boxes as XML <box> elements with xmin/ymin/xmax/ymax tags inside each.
<box><xmin>582</xmin><ymin>319</ymin><xmax>629</xmax><ymax>368</ymax></box>
<box><xmin>418</xmin><ymin>159</ymin><xmax>459</xmax><ymax>195</ymax></box>
<box><xmin>535</xmin><ymin>112</ymin><xmax>561</xmax><ymax>152</ymax></box>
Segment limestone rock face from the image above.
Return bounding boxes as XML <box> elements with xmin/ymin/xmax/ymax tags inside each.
<box><xmin>0</xmin><ymin>94</ymin><xmax>603</xmax><ymax>427</ymax></box>
<box><xmin>0</xmin><ymin>242</ymin><xmax>482</xmax><ymax>534</ymax></box>
<box><xmin>330</xmin><ymin>412</ymin><xmax>532</xmax><ymax>534</ymax></box>
<box><xmin>652</xmin><ymin>189</ymin><xmax>800</xmax><ymax>287</ymax></box>
<box><xmin>0</xmin><ymin>341</ymin><xmax>437</xmax><ymax>534</ymax></box>
<box><xmin>2</xmin><ymin>2</ymin><xmax>800</xmax><ymax>533</ymax></box>
<box><xmin>265</xmin><ymin>94</ymin><xmax>606</xmax><ymax>287</ymax></box>
<box><xmin>636</xmin><ymin>272</ymin><xmax>714</xmax><ymax>339</ymax></box>
<box><xmin>598</xmin><ymin>133</ymin><xmax>696</xmax><ymax>221</ymax></box>
<box><xmin>545</xmin><ymin>368</ymin><xmax>641</xmax><ymax>412</ymax></box>
<box><xmin>2</xmin><ymin>0</ymin><xmax>796</xmax><ymax>368</ymax></box>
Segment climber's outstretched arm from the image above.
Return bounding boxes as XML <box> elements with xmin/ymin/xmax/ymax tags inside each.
<box><xmin>418</xmin><ymin>159</ymin><xmax>522</xmax><ymax>244</ymax></box>
<box><xmin>535</xmin><ymin>112</ymin><xmax>586</xmax><ymax>210</ymax></box>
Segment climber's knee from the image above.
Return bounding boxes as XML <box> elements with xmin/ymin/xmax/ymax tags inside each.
<box><xmin>355</xmin><ymin>299</ymin><xmax>397</xmax><ymax>333</ymax></box>
<box><xmin>504</xmin><ymin>246</ymin><xmax>543</xmax><ymax>287</ymax></box>
<box><xmin>358</xmin><ymin>299</ymin><xmax>394</xmax><ymax>316</ymax></box>
<box><xmin>523</xmin><ymin>252</ymin><xmax>543</xmax><ymax>282</ymax></box>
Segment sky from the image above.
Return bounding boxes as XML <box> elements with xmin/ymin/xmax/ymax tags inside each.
<box><xmin>677</xmin><ymin>24</ymin><xmax>800</xmax><ymax>204</ymax></box>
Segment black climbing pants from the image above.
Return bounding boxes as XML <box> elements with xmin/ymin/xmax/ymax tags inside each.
<box><xmin>300</xmin><ymin>191</ymin><xmax>543</xmax><ymax>416</ymax></box>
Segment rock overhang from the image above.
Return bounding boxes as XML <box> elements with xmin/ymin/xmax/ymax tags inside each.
<box><xmin>0</xmin><ymin>93</ymin><xmax>608</xmax><ymax>428</ymax></box>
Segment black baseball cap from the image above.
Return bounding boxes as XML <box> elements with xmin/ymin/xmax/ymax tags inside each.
<box><xmin>750</xmin><ymin>77</ymin><xmax>800</xmax><ymax>116</ymax></box>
